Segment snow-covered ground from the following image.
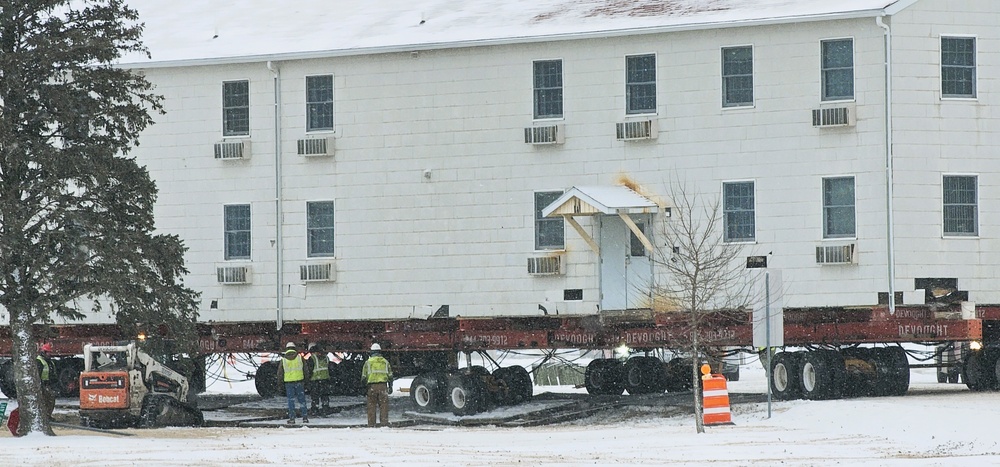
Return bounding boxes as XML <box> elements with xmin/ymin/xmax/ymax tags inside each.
<box><xmin>2</xmin><ymin>360</ymin><xmax>998</xmax><ymax>466</ymax></box>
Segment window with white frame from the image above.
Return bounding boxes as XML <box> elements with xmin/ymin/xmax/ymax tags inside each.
<box><xmin>306</xmin><ymin>75</ymin><xmax>334</xmax><ymax>132</ymax></box>
<box><xmin>626</xmin><ymin>54</ymin><xmax>656</xmax><ymax>114</ymax></box>
<box><xmin>823</xmin><ymin>177</ymin><xmax>855</xmax><ymax>239</ymax></box>
<box><xmin>535</xmin><ymin>191</ymin><xmax>564</xmax><ymax>250</ymax></box>
<box><xmin>722</xmin><ymin>46</ymin><xmax>753</xmax><ymax>107</ymax></box>
<box><xmin>629</xmin><ymin>223</ymin><xmax>646</xmax><ymax>257</ymax></box>
<box><xmin>307</xmin><ymin>201</ymin><xmax>335</xmax><ymax>257</ymax></box>
<box><xmin>821</xmin><ymin>39</ymin><xmax>854</xmax><ymax>101</ymax></box>
<box><xmin>941</xmin><ymin>37</ymin><xmax>976</xmax><ymax>98</ymax></box>
<box><xmin>223</xmin><ymin>80</ymin><xmax>250</xmax><ymax>137</ymax></box>
<box><xmin>533</xmin><ymin>60</ymin><xmax>563</xmax><ymax>119</ymax></box>
<box><xmin>723</xmin><ymin>181</ymin><xmax>755</xmax><ymax>242</ymax></box>
<box><xmin>224</xmin><ymin>204</ymin><xmax>251</xmax><ymax>260</ymax></box>
<box><xmin>943</xmin><ymin>175</ymin><xmax>978</xmax><ymax>236</ymax></box>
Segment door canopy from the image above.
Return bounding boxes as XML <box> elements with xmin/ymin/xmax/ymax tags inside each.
<box><xmin>542</xmin><ymin>186</ymin><xmax>665</xmax><ymax>254</ymax></box>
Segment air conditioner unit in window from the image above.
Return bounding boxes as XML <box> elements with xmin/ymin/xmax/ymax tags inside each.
<box><xmin>811</xmin><ymin>107</ymin><xmax>855</xmax><ymax>127</ymax></box>
<box><xmin>300</xmin><ymin>262</ymin><xmax>336</xmax><ymax>282</ymax></box>
<box><xmin>815</xmin><ymin>244</ymin><xmax>857</xmax><ymax>264</ymax></box>
<box><xmin>217</xmin><ymin>265</ymin><xmax>251</xmax><ymax>284</ymax></box>
<box><xmin>616</xmin><ymin>119</ymin><xmax>658</xmax><ymax>140</ymax></box>
<box><xmin>214</xmin><ymin>140</ymin><xmax>251</xmax><ymax>160</ymax></box>
<box><xmin>528</xmin><ymin>256</ymin><xmax>563</xmax><ymax>275</ymax></box>
<box><xmin>297</xmin><ymin>137</ymin><xmax>335</xmax><ymax>157</ymax></box>
<box><xmin>524</xmin><ymin>124</ymin><xmax>565</xmax><ymax>145</ymax></box>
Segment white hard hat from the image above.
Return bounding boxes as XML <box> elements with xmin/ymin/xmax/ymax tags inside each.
<box><xmin>370</xmin><ymin>343</ymin><xmax>381</xmax><ymax>351</ymax></box>
<box><xmin>285</xmin><ymin>342</ymin><xmax>296</xmax><ymax>349</ymax></box>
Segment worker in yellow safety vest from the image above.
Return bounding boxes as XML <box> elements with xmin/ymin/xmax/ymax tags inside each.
<box><xmin>36</xmin><ymin>343</ymin><xmax>56</xmax><ymax>421</ymax></box>
<box><xmin>275</xmin><ymin>342</ymin><xmax>308</xmax><ymax>424</ymax></box>
<box><xmin>361</xmin><ymin>343</ymin><xmax>393</xmax><ymax>427</ymax></box>
<box><xmin>306</xmin><ymin>343</ymin><xmax>331</xmax><ymax>415</ymax></box>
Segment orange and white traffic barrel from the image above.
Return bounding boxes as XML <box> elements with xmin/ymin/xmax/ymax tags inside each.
<box><xmin>701</xmin><ymin>364</ymin><xmax>733</xmax><ymax>426</ymax></box>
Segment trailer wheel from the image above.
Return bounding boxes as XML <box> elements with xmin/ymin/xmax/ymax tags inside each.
<box><xmin>663</xmin><ymin>358</ymin><xmax>693</xmax><ymax>392</ymax></box>
<box><xmin>800</xmin><ymin>350</ymin><xmax>844</xmax><ymax>400</ymax></box>
<box><xmin>55</xmin><ymin>357</ymin><xmax>85</xmax><ymax>397</ymax></box>
<box><xmin>624</xmin><ymin>357</ymin><xmax>666</xmax><ymax>395</ymax></box>
<box><xmin>254</xmin><ymin>361</ymin><xmax>281</xmax><ymax>398</ymax></box>
<box><xmin>447</xmin><ymin>373</ymin><xmax>483</xmax><ymax>416</ymax></box>
<box><xmin>410</xmin><ymin>372</ymin><xmax>446</xmax><ymax>412</ymax></box>
<box><xmin>963</xmin><ymin>350</ymin><xmax>998</xmax><ymax>391</ymax></box>
<box><xmin>584</xmin><ymin>359</ymin><xmax>624</xmax><ymax>396</ymax></box>
<box><xmin>770</xmin><ymin>352</ymin><xmax>802</xmax><ymax>400</ymax></box>
<box><xmin>0</xmin><ymin>360</ymin><xmax>16</xmax><ymax>398</ymax></box>
<box><xmin>873</xmin><ymin>347</ymin><xmax>910</xmax><ymax>397</ymax></box>
<box><xmin>508</xmin><ymin>365</ymin><xmax>533</xmax><ymax>404</ymax></box>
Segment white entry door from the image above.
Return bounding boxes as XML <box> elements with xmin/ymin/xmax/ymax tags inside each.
<box><xmin>599</xmin><ymin>215</ymin><xmax>653</xmax><ymax>311</ymax></box>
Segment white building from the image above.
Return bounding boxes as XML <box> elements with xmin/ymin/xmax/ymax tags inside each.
<box><xmin>113</xmin><ymin>0</ymin><xmax>998</xmax><ymax>325</ymax></box>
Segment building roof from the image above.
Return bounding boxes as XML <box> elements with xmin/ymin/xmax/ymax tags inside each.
<box><xmin>121</xmin><ymin>0</ymin><xmax>915</xmax><ymax>67</ymax></box>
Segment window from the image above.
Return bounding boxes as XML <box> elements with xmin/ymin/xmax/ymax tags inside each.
<box><xmin>822</xmin><ymin>177</ymin><xmax>855</xmax><ymax>239</ymax></box>
<box><xmin>535</xmin><ymin>191</ymin><xmax>564</xmax><ymax>250</ymax></box>
<box><xmin>306</xmin><ymin>75</ymin><xmax>334</xmax><ymax>132</ymax></box>
<box><xmin>223</xmin><ymin>80</ymin><xmax>250</xmax><ymax>136</ymax></box>
<box><xmin>943</xmin><ymin>175</ymin><xmax>978</xmax><ymax>236</ymax></box>
<box><xmin>626</xmin><ymin>54</ymin><xmax>656</xmax><ymax>114</ymax></box>
<box><xmin>723</xmin><ymin>181</ymin><xmax>755</xmax><ymax>242</ymax></box>
<box><xmin>722</xmin><ymin>46</ymin><xmax>753</xmax><ymax>107</ymax></box>
<box><xmin>822</xmin><ymin>39</ymin><xmax>854</xmax><ymax>101</ymax></box>
<box><xmin>224</xmin><ymin>204</ymin><xmax>251</xmax><ymax>260</ymax></box>
<box><xmin>941</xmin><ymin>37</ymin><xmax>976</xmax><ymax>98</ymax></box>
<box><xmin>533</xmin><ymin>60</ymin><xmax>563</xmax><ymax>119</ymax></box>
<box><xmin>307</xmin><ymin>201</ymin><xmax>335</xmax><ymax>257</ymax></box>
<box><xmin>629</xmin><ymin>223</ymin><xmax>646</xmax><ymax>257</ymax></box>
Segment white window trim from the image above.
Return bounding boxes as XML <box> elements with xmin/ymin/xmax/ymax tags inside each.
<box><xmin>531</xmin><ymin>58</ymin><xmax>566</xmax><ymax>122</ymax></box>
<box><xmin>304</xmin><ymin>73</ymin><xmax>336</xmax><ymax>134</ymax></box>
<box><xmin>819</xmin><ymin>36</ymin><xmax>856</xmax><ymax>104</ymax></box>
<box><xmin>221</xmin><ymin>79</ymin><xmax>251</xmax><ymax>139</ymax></box>
<box><xmin>720</xmin><ymin>44</ymin><xmax>755</xmax><ymax>110</ymax></box>
<box><xmin>306</xmin><ymin>199</ymin><xmax>337</xmax><ymax>258</ymax></box>
<box><xmin>820</xmin><ymin>175</ymin><xmax>858</xmax><ymax>241</ymax></box>
<box><xmin>939</xmin><ymin>34</ymin><xmax>978</xmax><ymax>101</ymax></box>
<box><xmin>223</xmin><ymin>203</ymin><xmax>252</xmax><ymax>261</ymax></box>
<box><xmin>721</xmin><ymin>179</ymin><xmax>757</xmax><ymax>244</ymax></box>
<box><xmin>533</xmin><ymin>189</ymin><xmax>565</xmax><ymax>252</ymax></box>
<box><xmin>624</xmin><ymin>52</ymin><xmax>658</xmax><ymax>117</ymax></box>
<box><xmin>941</xmin><ymin>173</ymin><xmax>980</xmax><ymax>238</ymax></box>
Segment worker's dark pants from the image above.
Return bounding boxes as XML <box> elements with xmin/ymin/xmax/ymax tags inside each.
<box><xmin>308</xmin><ymin>379</ymin><xmax>330</xmax><ymax>411</ymax></box>
<box><xmin>366</xmin><ymin>382</ymin><xmax>389</xmax><ymax>427</ymax></box>
<box><xmin>285</xmin><ymin>381</ymin><xmax>306</xmax><ymax>420</ymax></box>
<box><xmin>41</xmin><ymin>386</ymin><xmax>55</xmax><ymax>420</ymax></box>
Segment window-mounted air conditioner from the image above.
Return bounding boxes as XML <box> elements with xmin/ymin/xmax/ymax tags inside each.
<box><xmin>300</xmin><ymin>262</ymin><xmax>336</xmax><ymax>282</ymax></box>
<box><xmin>217</xmin><ymin>265</ymin><xmax>251</xmax><ymax>284</ymax></box>
<box><xmin>524</xmin><ymin>125</ymin><xmax>565</xmax><ymax>145</ymax></box>
<box><xmin>816</xmin><ymin>244</ymin><xmax>857</xmax><ymax>264</ymax></box>
<box><xmin>214</xmin><ymin>140</ymin><xmax>251</xmax><ymax>160</ymax></box>
<box><xmin>528</xmin><ymin>256</ymin><xmax>563</xmax><ymax>275</ymax></box>
<box><xmin>812</xmin><ymin>107</ymin><xmax>855</xmax><ymax>127</ymax></box>
<box><xmin>297</xmin><ymin>137</ymin><xmax>335</xmax><ymax>157</ymax></box>
<box><xmin>616</xmin><ymin>119</ymin><xmax>658</xmax><ymax>140</ymax></box>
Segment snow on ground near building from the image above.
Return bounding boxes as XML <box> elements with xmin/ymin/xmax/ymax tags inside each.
<box><xmin>2</xmin><ymin>365</ymin><xmax>999</xmax><ymax>466</ymax></box>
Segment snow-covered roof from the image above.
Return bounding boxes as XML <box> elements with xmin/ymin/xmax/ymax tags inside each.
<box><xmin>543</xmin><ymin>186</ymin><xmax>660</xmax><ymax>218</ymax></box>
<box><xmin>121</xmin><ymin>0</ymin><xmax>916</xmax><ymax>67</ymax></box>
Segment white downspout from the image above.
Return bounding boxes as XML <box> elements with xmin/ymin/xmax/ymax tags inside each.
<box><xmin>876</xmin><ymin>16</ymin><xmax>895</xmax><ymax>315</ymax></box>
<box><xmin>267</xmin><ymin>60</ymin><xmax>284</xmax><ymax>330</ymax></box>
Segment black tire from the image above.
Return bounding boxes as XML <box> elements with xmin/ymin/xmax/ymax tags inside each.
<box><xmin>800</xmin><ymin>350</ymin><xmax>844</xmax><ymax>400</ymax></box>
<box><xmin>964</xmin><ymin>350</ymin><xmax>998</xmax><ymax>391</ymax></box>
<box><xmin>446</xmin><ymin>373</ymin><xmax>483</xmax><ymax>416</ymax></box>
<box><xmin>874</xmin><ymin>347</ymin><xmax>910</xmax><ymax>397</ymax></box>
<box><xmin>507</xmin><ymin>365</ymin><xmax>533</xmax><ymax>404</ymax></box>
<box><xmin>584</xmin><ymin>359</ymin><xmax>624</xmax><ymax>396</ymax></box>
<box><xmin>0</xmin><ymin>360</ymin><xmax>17</xmax><ymax>398</ymax></box>
<box><xmin>624</xmin><ymin>357</ymin><xmax>666</xmax><ymax>395</ymax></box>
<box><xmin>491</xmin><ymin>367</ymin><xmax>514</xmax><ymax>405</ymax></box>
<box><xmin>338</xmin><ymin>360</ymin><xmax>366</xmax><ymax>396</ymax></box>
<box><xmin>770</xmin><ymin>352</ymin><xmax>802</xmax><ymax>400</ymax></box>
<box><xmin>410</xmin><ymin>372</ymin><xmax>446</xmax><ymax>412</ymax></box>
<box><xmin>55</xmin><ymin>357</ymin><xmax>85</xmax><ymax>397</ymax></box>
<box><xmin>663</xmin><ymin>358</ymin><xmax>693</xmax><ymax>393</ymax></box>
<box><xmin>254</xmin><ymin>361</ymin><xmax>281</xmax><ymax>398</ymax></box>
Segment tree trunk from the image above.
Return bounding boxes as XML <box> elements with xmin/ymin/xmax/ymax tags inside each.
<box><xmin>9</xmin><ymin>308</ymin><xmax>54</xmax><ymax>436</ymax></box>
<box><xmin>692</xmin><ymin>311</ymin><xmax>705</xmax><ymax>434</ymax></box>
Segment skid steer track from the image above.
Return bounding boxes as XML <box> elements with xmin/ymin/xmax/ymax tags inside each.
<box><xmin>140</xmin><ymin>394</ymin><xmax>204</xmax><ymax>428</ymax></box>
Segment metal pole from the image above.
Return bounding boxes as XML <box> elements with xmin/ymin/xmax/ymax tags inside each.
<box><xmin>765</xmin><ymin>271</ymin><xmax>772</xmax><ymax>419</ymax></box>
